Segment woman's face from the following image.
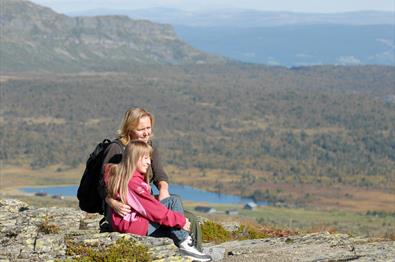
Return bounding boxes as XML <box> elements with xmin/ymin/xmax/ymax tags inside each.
<box><xmin>136</xmin><ymin>153</ymin><xmax>151</xmax><ymax>174</ymax></box>
<box><xmin>133</xmin><ymin>116</ymin><xmax>152</xmax><ymax>142</ymax></box>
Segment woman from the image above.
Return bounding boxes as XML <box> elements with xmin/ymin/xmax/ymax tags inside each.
<box><xmin>98</xmin><ymin>107</ymin><xmax>202</xmax><ymax>250</ymax></box>
<box><xmin>104</xmin><ymin>141</ymin><xmax>211</xmax><ymax>262</ymax></box>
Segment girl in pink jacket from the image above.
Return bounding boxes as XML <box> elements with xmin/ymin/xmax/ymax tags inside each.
<box><xmin>104</xmin><ymin>140</ymin><xmax>211</xmax><ymax>262</ymax></box>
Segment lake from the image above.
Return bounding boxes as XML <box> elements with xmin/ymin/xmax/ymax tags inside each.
<box><xmin>21</xmin><ymin>184</ymin><xmax>267</xmax><ymax>206</ymax></box>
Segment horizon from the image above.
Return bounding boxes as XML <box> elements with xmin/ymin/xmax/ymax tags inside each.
<box><xmin>29</xmin><ymin>0</ymin><xmax>394</xmax><ymax>14</ymax></box>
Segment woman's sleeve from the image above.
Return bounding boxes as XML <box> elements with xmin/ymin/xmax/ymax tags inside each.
<box><xmin>128</xmin><ymin>182</ymin><xmax>185</xmax><ymax>228</ymax></box>
<box><xmin>151</xmin><ymin>142</ymin><xmax>169</xmax><ymax>187</ymax></box>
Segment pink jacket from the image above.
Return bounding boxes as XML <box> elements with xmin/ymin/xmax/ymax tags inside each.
<box><xmin>104</xmin><ymin>164</ymin><xmax>186</xmax><ymax>235</ymax></box>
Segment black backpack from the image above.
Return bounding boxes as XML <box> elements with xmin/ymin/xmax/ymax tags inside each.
<box><xmin>77</xmin><ymin>139</ymin><xmax>119</xmax><ymax>214</ymax></box>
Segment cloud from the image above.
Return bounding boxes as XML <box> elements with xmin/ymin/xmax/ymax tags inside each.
<box><xmin>336</xmin><ymin>56</ymin><xmax>361</xmax><ymax>65</ymax></box>
<box><xmin>368</xmin><ymin>51</ymin><xmax>395</xmax><ymax>64</ymax></box>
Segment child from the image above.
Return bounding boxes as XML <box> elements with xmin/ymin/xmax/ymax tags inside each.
<box><xmin>104</xmin><ymin>140</ymin><xmax>211</xmax><ymax>262</ymax></box>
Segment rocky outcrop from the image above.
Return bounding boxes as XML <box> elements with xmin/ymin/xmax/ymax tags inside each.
<box><xmin>0</xmin><ymin>199</ymin><xmax>184</xmax><ymax>261</ymax></box>
<box><xmin>1</xmin><ymin>199</ymin><xmax>394</xmax><ymax>261</ymax></box>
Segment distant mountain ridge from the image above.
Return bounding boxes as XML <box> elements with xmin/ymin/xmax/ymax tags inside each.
<box><xmin>68</xmin><ymin>8</ymin><xmax>394</xmax><ymax>27</ymax></box>
<box><xmin>0</xmin><ymin>0</ymin><xmax>225</xmax><ymax>73</ymax></box>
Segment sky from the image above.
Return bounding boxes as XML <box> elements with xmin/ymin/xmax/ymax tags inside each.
<box><xmin>29</xmin><ymin>0</ymin><xmax>394</xmax><ymax>13</ymax></box>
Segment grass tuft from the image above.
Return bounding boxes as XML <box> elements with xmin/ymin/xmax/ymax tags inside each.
<box><xmin>38</xmin><ymin>215</ymin><xmax>60</xmax><ymax>234</ymax></box>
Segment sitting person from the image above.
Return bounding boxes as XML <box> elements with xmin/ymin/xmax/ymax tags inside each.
<box><xmin>104</xmin><ymin>140</ymin><xmax>211</xmax><ymax>262</ymax></box>
<box><xmin>98</xmin><ymin>107</ymin><xmax>202</xmax><ymax>251</ymax></box>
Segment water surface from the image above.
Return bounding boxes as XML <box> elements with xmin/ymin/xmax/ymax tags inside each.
<box><xmin>21</xmin><ymin>184</ymin><xmax>266</xmax><ymax>205</ymax></box>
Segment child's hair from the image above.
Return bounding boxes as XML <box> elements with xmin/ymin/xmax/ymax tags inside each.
<box><xmin>107</xmin><ymin>140</ymin><xmax>152</xmax><ymax>204</ymax></box>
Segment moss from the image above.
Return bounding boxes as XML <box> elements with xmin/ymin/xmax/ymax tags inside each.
<box><xmin>285</xmin><ymin>238</ymin><xmax>294</xmax><ymax>244</ymax></box>
<box><xmin>38</xmin><ymin>215</ymin><xmax>60</xmax><ymax>234</ymax></box>
<box><xmin>64</xmin><ymin>237</ymin><xmax>152</xmax><ymax>262</ymax></box>
<box><xmin>202</xmin><ymin>220</ymin><xmax>271</xmax><ymax>244</ymax></box>
<box><xmin>232</xmin><ymin>224</ymin><xmax>268</xmax><ymax>240</ymax></box>
<box><xmin>201</xmin><ymin>220</ymin><xmax>231</xmax><ymax>244</ymax></box>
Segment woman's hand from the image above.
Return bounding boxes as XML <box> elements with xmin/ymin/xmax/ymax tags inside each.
<box><xmin>182</xmin><ymin>218</ymin><xmax>191</xmax><ymax>232</ymax></box>
<box><xmin>158</xmin><ymin>191</ymin><xmax>170</xmax><ymax>201</ymax></box>
<box><xmin>105</xmin><ymin>196</ymin><xmax>131</xmax><ymax>217</ymax></box>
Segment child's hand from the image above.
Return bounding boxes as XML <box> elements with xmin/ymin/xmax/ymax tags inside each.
<box><xmin>182</xmin><ymin>218</ymin><xmax>191</xmax><ymax>231</ymax></box>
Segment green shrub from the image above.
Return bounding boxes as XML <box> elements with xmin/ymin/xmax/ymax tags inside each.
<box><xmin>65</xmin><ymin>238</ymin><xmax>152</xmax><ymax>262</ymax></box>
<box><xmin>232</xmin><ymin>224</ymin><xmax>268</xmax><ymax>240</ymax></box>
<box><xmin>201</xmin><ymin>220</ymin><xmax>231</xmax><ymax>243</ymax></box>
<box><xmin>201</xmin><ymin>220</ymin><xmax>269</xmax><ymax>244</ymax></box>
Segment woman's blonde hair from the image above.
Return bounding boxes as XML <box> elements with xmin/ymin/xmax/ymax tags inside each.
<box><xmin>107</xmin><ymin>140</ymin><xmax>152</xmax><ymax>204</ymax></box>
<box><xmin>118</xmin><ymin>108</ymin><xmax>155</xmax><ymax>145</ymax></box>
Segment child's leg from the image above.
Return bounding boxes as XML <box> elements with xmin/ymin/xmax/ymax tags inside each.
<box><xmin>161</xmin><ymin>195</ymin><xmax>184</xmax><ymax>214</ymax></box>
<box><xmin>147</xmin><ymin>196</ymin><xmax>189</xmax><ymax>245</ymax></box>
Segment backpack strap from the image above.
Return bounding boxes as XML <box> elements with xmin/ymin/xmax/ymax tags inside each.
<box><xmin>111</xmin><ymin>139</ymin><xmax>126</xmax><ymax>153</ymax></box>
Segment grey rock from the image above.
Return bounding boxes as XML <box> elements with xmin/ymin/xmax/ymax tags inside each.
<box><xmin>220</xmin><ymin>222</ymin><xmax>241</xmax><ymax>232</ymax></box>
<box><xmin>203</xmin><ymin>246</ymin><xmax>226</xmax><ymax>261</ymax></box>
<box><xmin>0</xmin><ymin>199</ymin><xmax>29</xmax><ymax>213</ymax></box>
<box><xmin>211</xmin><ymin>232</ymin><xmax>395</xmax><ymax>261</ymax></box>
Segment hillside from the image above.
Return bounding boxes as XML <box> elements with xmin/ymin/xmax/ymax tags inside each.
<box><xmin>0</xmin><ymin>0</ymin><xmax>225</xmax><ymax>73</ymax></box>
<box><xmin>1</xmin><ymin>64</ymin><xmax>394</xmax><ymax>210</ymax></box>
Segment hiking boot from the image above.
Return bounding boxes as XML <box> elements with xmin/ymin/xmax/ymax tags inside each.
<box><xmin>99</xmin><ymin>218</ymin><xmax>112</xmax><ymax>233</ymax></box>
<box><xmin>179</xmin><ymin>236</ymin><xmax>212</xmax><ymax>262</ymax></box>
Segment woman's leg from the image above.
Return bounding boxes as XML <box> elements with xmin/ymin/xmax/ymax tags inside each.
<box><xmin>184</xmin><ymin>210</ymin><xmax>203</xmax><ymax>251</ymax></box>
<box><xmin>169</xmin><ymin>194</ymin><xmax>203</xmax><ymax>251</ymax></box>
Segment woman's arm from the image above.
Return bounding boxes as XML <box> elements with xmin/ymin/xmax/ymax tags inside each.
<box><xmin>157</xmin><ymin>181</ymin><xmax>170</xmax><ymax>201</ymax></box>
<box><xmin>151</xmin><ymin>142</ymin><xmax>170</xmax><ymax>200</ymax></box>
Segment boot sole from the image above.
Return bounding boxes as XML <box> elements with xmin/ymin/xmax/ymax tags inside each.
<box><xmin>179</xmin><ymin>249</ymin><xmax>212</xmax><ymax>262</ymax></box>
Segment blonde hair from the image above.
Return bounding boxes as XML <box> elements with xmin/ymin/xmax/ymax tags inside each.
<box><xmin>107</xmin><ymin>140</ymin><xmax>152</xmax><ymax>204</ymax></box>
<box><xmin>118</xmin><ymin>108</ymin><xmax>154</xmax><ymax>145</ymax></box>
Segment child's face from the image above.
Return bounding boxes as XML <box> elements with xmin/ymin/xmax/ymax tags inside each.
<box><xmin>136</xmin><ymin>153</ymin><xmax>151</xmax><ymax>174</ymax></box>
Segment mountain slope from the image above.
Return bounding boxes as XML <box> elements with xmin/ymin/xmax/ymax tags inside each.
<box><xmin>0</xmin><ymin>0</ymin><xmax>225</xmax><ymax>73</ymax></box>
